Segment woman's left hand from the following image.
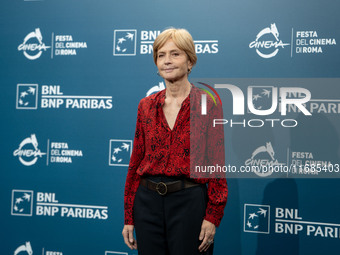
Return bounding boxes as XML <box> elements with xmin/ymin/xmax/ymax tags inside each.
<box><xmin>198</xmin><ymin>219</ymin><xmax>216</xmax><ymax>252</ymax></box>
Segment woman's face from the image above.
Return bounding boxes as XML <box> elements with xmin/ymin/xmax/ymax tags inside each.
<box><xmin>156</xmin><ymin>39</ymin><xmax>193</xmax><ymax>83</ymax></box>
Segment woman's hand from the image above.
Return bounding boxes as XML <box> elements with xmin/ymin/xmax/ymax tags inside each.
<box><xmin>122</xmin><ymin>225</ymin><xmax>137</xmax><ymax>250</ymax></box>
<box><xmin>198</xmin><ymin>219</ymin><xmax>216</xmax><ymax>252</ymax></box>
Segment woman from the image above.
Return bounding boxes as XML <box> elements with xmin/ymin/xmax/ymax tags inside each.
<box><xmin>122</xmin><ymin>28</ymin><xmax>228</xmax><ymax>255</ymax></box>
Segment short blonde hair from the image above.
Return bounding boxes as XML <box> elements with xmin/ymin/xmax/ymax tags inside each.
<box><xmin>153</xmin><ymin>28</ymin><xmax>197</xmax><ymax>66</ymax></box>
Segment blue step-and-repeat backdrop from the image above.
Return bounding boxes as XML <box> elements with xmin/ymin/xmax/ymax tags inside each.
<box><xmin>1</xmin><ymin>0</ymin><xmax>340</xmax><ymax>254</ymax></box>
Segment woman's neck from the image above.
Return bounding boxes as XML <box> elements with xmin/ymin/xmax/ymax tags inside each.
<box><xmin>165</xmin><ymin>80</ymin><xmax>191</xmax><ymax>100</ymax></box>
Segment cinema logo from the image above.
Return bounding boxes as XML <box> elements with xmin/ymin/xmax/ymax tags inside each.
<box><xmin>13</xmin><ymin>134</ymin><xmax>46</xmax><ymax>166</ymax></box>
<box><xmin>16</xmin><ymin>84</ymin><xmax>113</xmax><ymax>110</ymax></box>
<box><xmin>249</xmin><ymin>23</ymin><xmax>290</xmax><ymax>58</ymax></box>
<box><xmin>14</xmin><ymin>241</ymin><xmax>33</xmax><ymax>255</ymax></box>
<box><xmin>146</xmin><ymin>81</ymin><xmax>165</xmax><ymax>97</ymax></box>
<box><xmin>11</xmin><ymin>189</ymin><xmax>108</xmax><ymax>220</ymax></box>
<box><xmin>249</xmin><ymin>23</ymin><xmax>337</xmax><ymax>58</ymax></box>
<box><xmin>199</xmin><ymin>83</ymin><xmax>312</xmax><ymax>128</ymax></box>
<box><xmin>13</xmin><ymin>241</ymin><xmax>64</xmax><ymax>255</ymax></box>
<box><xmin>18</xmin><ymin>28</ymin><xmax>87</xmax><ymax>60</ymax></box>
<box><xmin>245</xmin><ymin>142</ymin><xmax>285</xmax><ymax>177</ymax></box>
<box><xmin>18</xmin><ymin>28</ymin><xmax>50</xmax><ymax>60</ymax></box>
<box><xmin>113</xmin><ymin>29</ymin><xmax>218</xmax><ymax>56</ymax></box>
<box><xmin>13</xmin><ymin>134</ymin><xmax>83</xmax><ymax>166</ymax></box>
<box><xmin>244</xmin><ymin>203</ymin><xmax>340</xmax><ymax>239</ymax></box>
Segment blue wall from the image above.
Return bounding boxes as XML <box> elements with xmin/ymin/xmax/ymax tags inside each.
<box><xmin>1</xmin><ymin>0</ymin><xmax>340</xmax><ymax>254</ymax></box>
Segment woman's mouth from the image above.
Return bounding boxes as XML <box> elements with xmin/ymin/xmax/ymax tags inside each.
<box><xmin>163</xmin><ymin>68</ymin><xmax>176</xmax><ymax>73</ymax></box>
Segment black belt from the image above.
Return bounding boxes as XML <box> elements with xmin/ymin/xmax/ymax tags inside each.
<box><xmin>140</xmin><ymin>178</ymin><xmax>200</xmax><ymax>196</ymax></box>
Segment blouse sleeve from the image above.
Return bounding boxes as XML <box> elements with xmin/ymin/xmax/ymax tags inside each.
<box><xmin>204</xmin><ymin>98</ymin><xmax>228</xmax><ymax>227</ymax></box>
<box><xmin>124</xmin><ymin>99</ymin><xmax>145</xmax><ymax>225</ymax></box>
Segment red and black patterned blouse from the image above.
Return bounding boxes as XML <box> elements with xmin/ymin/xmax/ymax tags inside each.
<box><xmin>124</xmin><ymin>85</ymin><xmax>228</xmax><ymax>227</ymax></box>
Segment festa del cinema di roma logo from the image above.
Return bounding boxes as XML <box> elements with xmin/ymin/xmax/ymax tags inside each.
<box><xmin>14</xmin><ymin>241</ymin><xmax>33</xmax><ymax>255</ymax></box>
<box><xmin>18</xmin><ymin>28</ymin><xmax>88</xmax><ymax>60</ymax></box>
<box><xmin>13</xmin><ymin>241</ymin><xmax>63</xmax><ymax>255</ymax></box>
<box><xmin>249</xmin><ymin>23</ymin><xmax>290</xmax><ymax>58</ymax></box>
<box><xmin>13</xmin><ymin>134</ymin><xmax>84</xmax><ymax>166</ymax></box>
<box><xmin>13</xmin><ymin>241</ymin><xmax>64</xmax><ymax>255</ymax></box>
<box><xmin>13</xmin><ymin>134</ymin><xmax>46</xmax><ymax>166</ymax></box>
<box><xmin>18</xmin><ymin>28</ymin><xmax>50</xmax><ymax>60</ymax></box>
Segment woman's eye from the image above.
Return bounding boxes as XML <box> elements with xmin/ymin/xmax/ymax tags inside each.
<box><xmin>172</xmin><ymin>52</ymin><xmax>179</xmax><ymax>56</ymax></box>
<box><xmin>158</xmin><ymin>54</ymin><xmax>164</xmax><ymax>58</ymax></box>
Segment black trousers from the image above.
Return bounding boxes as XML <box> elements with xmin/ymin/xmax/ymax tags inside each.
<box><xmin>133</xmin><ymin>176</ymin><xmax>214</xmax><ymax>255</ymax></box>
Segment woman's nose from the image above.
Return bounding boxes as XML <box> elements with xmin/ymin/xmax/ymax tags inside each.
<box><xmin>164</xmin><ymin>54</ymin><xmax>172</xmax><ymax>64</ymax></box>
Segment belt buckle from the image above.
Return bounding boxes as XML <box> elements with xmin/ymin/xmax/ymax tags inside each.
<box><xmin>156</xmin><ymin>182</ymin><xmax>167</xmax><ymax>195</ymax></box>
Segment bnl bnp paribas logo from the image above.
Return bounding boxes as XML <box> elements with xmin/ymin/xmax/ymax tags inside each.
<box><xmin>11</xmin><ymin>189</ymin><xmax>108</xmax><ymax>220</ymax></box>
<box><xmin>113</xmin><ymin>29</ymin><xmax>218</xmax><ymax>56</ymax></box>
<box><xmin>16</xmin><ymin>84</ymin><xmax>38</xmax><ymax>109</ymax></box>
<box><xmin>109</xmin><ymin>139</ymin><xmax>132</xmax><ymax>166</ymax></box>
<box><xmin>244</xmin><ymin>203</ymin><xmax>340</xmax><ymax>240</ymax></box>
<box><xmin>12</xmin><ymin>190</ymin><xmax>34</xmax><ymax>216</ymax></box>
<box><xmin>113</xmin><ymin>30</ymin><xmax>137</xmax><ymax>56</ymax></box>
<box><xmin>244</xmin><ymin>204</ymin><xmax>270</xmax><ymax>234</ymax></box>
<box><xmin>249</xmin><ymin>23</ymin><xmax>290</xmax><ymax>58</ymax></box>
<box><xmin>16</xmin><ymin>84</ymin><xmax>113</xmax><ymax>110</ymax></box>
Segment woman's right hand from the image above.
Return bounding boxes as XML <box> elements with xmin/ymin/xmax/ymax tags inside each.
<box><xmin>122</xmin><ymin>225</ymin><xmax>137</xmax><ymax>250</ymax></box>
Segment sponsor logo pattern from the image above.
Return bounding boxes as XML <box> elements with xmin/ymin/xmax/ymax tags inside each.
<box><xmin>250</xmin><ymin>23</ymin><xmax>337</xmax><ymax>58</ymax></box>
<box><xmin>11</xmin><ymin>190</ymin><xmax>34</xmax><ymax>216</ymax></box>
<box><xmin>244</xmin><ymin>204</ymin><xmax>270</xmax><ymax>234</ymax></box>
<box><xmin>16</xmin><ymin>84</ymin><xmax>113</xmax><ymax>110</ymax></box>
<box><xmin>113</xmin><ymin>29</ymin><xmax>219</xmax><ymax>56</ymax></box>
<box><xmin>18</xmin><ymin>28</ymin><xmax>87</xmax><ymax>60</ymax></box>
<box><xmin>109</xmin><ymin>139</ymin><xmax>132</xmax><ymax>166</ymax></box>
<box><xmin>14</xmin><ymin>241</ymin><xmax>33</xmax><ymax>255</ymax></box>
<box><xmin>113</xmin><ymin>30</ymin><xmax>137</xmax><ymax>56</ymax></box>
<box><xmin>16</xmin><ymin>84</ymin><xmax>38</xmax><ymax>109</ymax></box>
